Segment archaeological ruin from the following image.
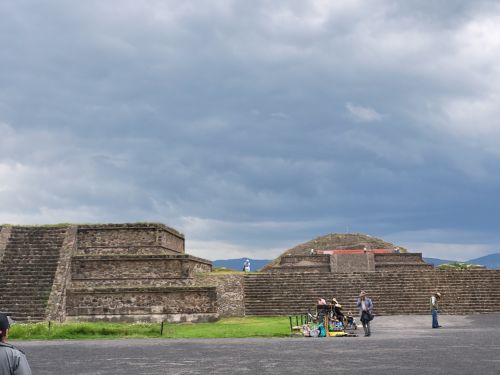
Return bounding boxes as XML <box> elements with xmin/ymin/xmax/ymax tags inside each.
<box><xmin>0</xmin><ymin>224</ymin><xmax>217</xmax><ymax>323</ymax></box>
<box><xmin>1</xmin><ymin>225</ymin><xmax>499</xmax><ymax>322</ymax></box>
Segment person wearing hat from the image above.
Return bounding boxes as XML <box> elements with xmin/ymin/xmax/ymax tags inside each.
<box><xmin>0</xmin><ymin>313</ymin><xmax>32</xmax><ymax>374</ymax></box>
<box><xmin>356</xmin><ymin>291</ymin><xmax>374</xmax><ymax>337</ymax></box>
<box><xmin>331</xmin><ymin>298</ymin><xmax>345</xmax><ymax>324</ymax></box>
<box><xmin>431</xmin><ymin>292</ymin><xmax>442</xmax><ymax>328</ymax></box>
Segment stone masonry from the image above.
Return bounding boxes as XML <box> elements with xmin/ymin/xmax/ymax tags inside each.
<box><xmin>0</xmin><ymin>223</ymin><xmax>216</xmax><ymax>323</ymax></box>
<box><xmin>0</xmin><ymin>226</ymin><xmax>12</xmax><ymax>263</ymax></box>
<box><xmin>243</xmin><ymin>269</ymin><xmax>500</xmax><ymax>316</ymax></box>
<box><xmin>2</xmin><ymin>225</ymin><xmax>500</xmax><ymax>322</ymax></box>
<box><xmin>268</xmin><ymin>251</ymin><xmax>432</xmax><ymax>273</ymax></box>
<box><xmin>0</xmin><ymin>226</ymin><xmax>67</xmax><ymax>320</ymax></box>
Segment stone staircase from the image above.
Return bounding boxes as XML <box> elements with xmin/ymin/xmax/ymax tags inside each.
<box><xmin>374</xmin><ymin>253</ymin><xmax>433</xmax><ymax>271</ymax></box>
<box><xmin>0</xmin><ymin>226</ymin><xmax>68</xmax><ymax>321</ymax></box>
<box><xmin>244</xmin><ymin>270</ymin><xmax>500</xmax><ymax>316</ymax></box>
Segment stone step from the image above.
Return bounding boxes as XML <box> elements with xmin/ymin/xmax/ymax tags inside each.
<box><xmin>244</xmin><ymin>274</ymin><xmax>500</xmax><ymax>279</ymax></box>
<box><xmin>0</xmin><ymin>291</ymin><xmax>52</xmax><ymax>295</ymax></box>
<box><xmin>0</xmin><ymin>307</ymin><xmax>47</xmax><ymax>313</ymax></box>
<box><xmin>0</xmin><ymin>276</ymin><xmax>56</xmax><ymax>280</ymax></box>
<box><xmin>0</xmin><ymin>300</ymin><xmax>50</xmax><ymax>305</ymax></box>
<box><xmin>0</xmin><ymin>227</ymin><xmax>65</xmax><ymax>322</ymax></box>
<box><xmin>1</xmin><ymin>256</ymin><xmax>61</xmax><ymax>259</ymax></box>
<box><xmin>7</xmin><ymin>238</ymin><xmax>64</xmax><ymax>241</ymax></box>
<box><xmin>2</xmin><ymin>263</ymin><xmax>59</xmax><ymax>266</ymax></box>
<box><xmin>7</xmin><ymin>239</ymin><xmax>65</xmax><ymax>243</ymax></box>
<box><xmin>2</xmin><ymin>265</ymin><xmax>59</xmax><ymax>269</ymax></box>
<box><xmin>0</xmin><ymin>274</ymin><xmax>56</xmax><ymax>279</ymax></box>
<box><xmin>243</xmin><ymin>270</ymin><xmax>500</xmax><ymax>315</ymax></box>
<box><xmin>244</xmin><ymin>280</ymin><xmax>500</xmax><ymax>285</ymax></box>
<box><xmin>245</xmin><ymin>280</ymin><xmax>500</xmax><ymax>285</ymax></box>
<box><xmin>244</xmin><ymin>288</ymin><xmax>500</xmax><ymax>293</ymax></box>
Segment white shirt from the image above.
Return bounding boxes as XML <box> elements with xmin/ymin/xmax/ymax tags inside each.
<box><xmin>431</xmin><ymin>296</ymin><xmax>437</xmax><ymax>307</ymax></box>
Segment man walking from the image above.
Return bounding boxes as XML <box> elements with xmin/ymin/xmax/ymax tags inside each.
<box><xmin>431</xmin><ymin>292</ymin><xmax>442</xmax><ymax>328</ymax></box>
<box><xmin>356</xmin><ymin>291</ymin><xmax>374</xmax><ymax>337</ymax></box>
<box><xmin>0</xmin><ymin>313</ymin><xmax>32</xmax><ymax>375</ymax></box>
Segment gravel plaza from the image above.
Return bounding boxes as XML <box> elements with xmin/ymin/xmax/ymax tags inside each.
<box><xmin>16</xmin><ymin>314</ymin><xmax>500</xmax><ymax>375</ymax></box>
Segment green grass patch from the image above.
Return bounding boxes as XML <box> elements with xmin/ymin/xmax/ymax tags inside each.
<box><xmin>438</xmin><ymin>262</ymin><xmax>484</xmax><ymax>270</ymax></box>
<box><xmin>9</xmin><ymin>317</ymin><xmax>291</xmax><ymax>340</ymax></box>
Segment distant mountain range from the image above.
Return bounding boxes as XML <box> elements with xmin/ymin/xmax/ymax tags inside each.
<box><xmin>214</xmin><ymin>253</ymin><xmax>500</xmax><ymax>270</ymax></box>
<box><xmin>423</xmin><ymin>253</ymin><xmax>500</xmax><ymax>269</ymax></box>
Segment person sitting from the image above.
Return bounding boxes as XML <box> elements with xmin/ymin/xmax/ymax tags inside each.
<box><xmin>331</xmin><ymin>298</ymin><xmax>345</xmax><ymax>325</ymax></box>
<box><xmin>346</xmin><ymin>313</ymin><xmax>355</xmax><ymax>327</ymax></box>
<box><xmin>316</xmin><ymin>298</ymin><xmax>328</xmax><ymax>323</ymax></box>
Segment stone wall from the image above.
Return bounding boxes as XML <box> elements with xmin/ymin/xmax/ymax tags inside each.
<box><xmin>71</xmin><ymin>255</ymin><xmax>211</xmax><ymax>281</ymax></box>
<box><xmin>64</xmin><ymin>224</ymin><xmax>214</xmax><ymax>322</ymax></box>
<box><xmin>244</xmin><ymin>269</ymin><xmax>500</xmax><ymax>316</ymax></box>
<box><xmin>374</xmin><ymin>252</ymin><xmax>432</xmax><ymax>271</ymax></box>
<box><xmin>374</xmin><ymin>253</ymin><xmax>424</xmax><ymax>263</ymax></box>
<box><xmin>76</xmin><ymin>223</ymin><xmax>184</xmax><ymax>255</ymax></box>
<box><xmin>66</xmin><ymin>286</ymin><xmax>217</xmax><ymax>322</ymax></box>
<box><xmin>194</xmin><ymin>274</ymin><xmax>245</xmax><ymax>317</ymax></box>
<box><xmin>46</xmin><ymin>226</ymin><xmax>78</xmax><ymax>322</ymax></box>
<box><xmin>0</xmin><ymin>226</ymin><xmax>11</xmax><ymax>263</ymax></box>
<box><xmin>331</xmin><ymin>253</ymin><xmax>375</xmax><ymax>272</ymax></box>
<box><xmin>268</xmin><ymin>255</ymin><xmax>331</xmax><ymax>273</ymax></box>
<box><xmin>268</xmin><ymin>252</ymin><xmax>431</xmax><ymax>273</ymax></box>
<box><xmin>280</xmin><ymin>255</ymin><xmax>329</xmax><ymax>265</ymax></box>
<box><xmin>0</xmin><ymin>223</ymin><xmax>215</xmax><ymax>322</ymax></box>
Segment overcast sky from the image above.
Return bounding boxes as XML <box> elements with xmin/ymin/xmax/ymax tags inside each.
<box><xmin>1</xmin><ymin>1</ymin><xmax>499</xmax><ymax>261</ymax></box>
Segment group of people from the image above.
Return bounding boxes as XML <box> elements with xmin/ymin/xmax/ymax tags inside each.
<box><xmin>316</xmin><ymin>290</ymin><xmax>442</xmax><ymax>337</ymax></box>
<box><xmin>0</xmin><ymin>291</ymin><xmax>444</xmax><ymax>373</ymax></box>
<box><xmin>316</xmin><ymin>291</ymin><xmax>373</xmax><ymax>336</ymax></box>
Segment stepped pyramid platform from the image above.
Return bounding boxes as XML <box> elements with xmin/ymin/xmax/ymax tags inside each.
<box><xmin>246</xmin><ymin>233</ymin><xmax>500</xmax><ymax>316</ymax></box>
<box><xmin>243</xmin><ymin>270</ymin><xmax>500</xmax><ymax>316</ymax></box>
<box><xmin>263</xmin><ymin>233</ymin><xmax>431</xmax><ymax>273</ymax></box>
<box><xmin>0</xmin><ymin>223</ymin><xmax>215</xmax><ymax>323</ymax></box>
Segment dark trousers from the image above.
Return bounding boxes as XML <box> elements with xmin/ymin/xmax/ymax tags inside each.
<box><xmin>362</xmin><ymin>320</ymin><xmax>371</xmax><ymax>335</ymax></box>
<box><xmin>432</xmin><ymin>308</ymin><xmax>440</xmax><ymax>328</ymax></box>
<box><xmin>361</xmin><ymin>311</ymin><xmax>371</xmax><ymax>336</ymax></box>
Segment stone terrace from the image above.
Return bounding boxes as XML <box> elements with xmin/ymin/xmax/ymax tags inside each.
<box><xmin>0</xmin><ymin>224</ymin><xmax>215</xmax><ymax>322</ymax></box>
<box><xmin>243</xmin><ymin>269</ymin><xmax>500</xmax><ymax>316</ymax></box>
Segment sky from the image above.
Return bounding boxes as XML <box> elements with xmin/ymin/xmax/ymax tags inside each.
<box><xmin>1</xmin><ymin>0</ymin><xmax>500</xmax><ymax>261</ymax></box>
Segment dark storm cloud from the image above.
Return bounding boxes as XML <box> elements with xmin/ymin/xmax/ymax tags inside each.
<box><xmin>1</xmin><ymin>0</ymin><xmax>500</xmax><ymax>259</ymax></box>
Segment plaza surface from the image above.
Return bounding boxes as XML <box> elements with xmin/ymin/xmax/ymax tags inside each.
<box><xmin>16</xmin><ymin>314</ymin><xmax>500</xmax><ymax>375</ymax></box>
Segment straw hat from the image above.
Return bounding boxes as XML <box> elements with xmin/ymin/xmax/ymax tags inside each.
<box><xmin>359</xmin><ymin>290</ymin><xmax>367</xmax><ymax>297</ymax></box>
<box><xmin>332</xmin><ymin>298</ymin><xmax>339</xmax><ymax>304</ymax></box>
<box><xmin>435</xmin><ymin>292</ymin><xmax>442</xmax><ymax>298</ymax></box>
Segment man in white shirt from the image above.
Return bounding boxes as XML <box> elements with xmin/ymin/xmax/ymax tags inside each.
<box><xmin>430</xmin><ymin>292</ymin><xmax>442</xmax><ymax>328</ymax></box>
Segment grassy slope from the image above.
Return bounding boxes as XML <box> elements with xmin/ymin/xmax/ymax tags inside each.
<box><xmin>9</xmin><ymin>317</ymin><xmax>291</xmax><ymax>340</ymax></box>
